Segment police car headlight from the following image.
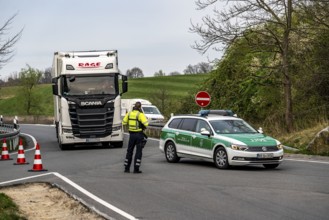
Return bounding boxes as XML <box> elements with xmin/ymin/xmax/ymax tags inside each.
<box><xmin>277</xmin><ymin>144</ymin><xmax>284</xmax><ymax>150</ymax></box>
<box><xmin>231</xmin><ymin>144</ymin><xmax>248</xmax><ymax>151</ymax></box>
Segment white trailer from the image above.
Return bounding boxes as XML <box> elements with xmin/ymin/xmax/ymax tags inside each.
<box><xmin>121</xmin><ymin>98</ymin><xmax>164</xmax><ymax>123</ymax></box>
<box><xmin>51</xmin><ymin>50</ymin><xmax>127</xmax><ymax>150</ymax></box>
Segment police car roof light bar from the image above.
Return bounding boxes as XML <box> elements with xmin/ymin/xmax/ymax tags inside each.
<box><xmin>199</xmin><ymin>110</ymin><xmax>235</xmax><ymax>117</ymax></box>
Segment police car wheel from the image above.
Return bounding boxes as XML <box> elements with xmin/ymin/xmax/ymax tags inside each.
<box><xmin>165</xmin><ymin>141</ymin><xmax>180</xmax><ymax>163</ymax></box>
<box><xmin>263</xmin><ymin>164</ymin><xmax>279</xmax><ymax>169</ymax></box>
<box><xmin>214</xmin><ymin>147</ymin><xmax>229</xmax><ymax>169</ymax></box>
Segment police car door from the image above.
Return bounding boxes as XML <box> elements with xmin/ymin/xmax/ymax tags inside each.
<box><xmin>191</xmin><ymin>119</ymin><xmax>213</xmax><ymax>158</ymax></box>
<box><xmin>175</xmin><ymin>118</ymin><xmax>197</xmax><ymax>155</ymax></box>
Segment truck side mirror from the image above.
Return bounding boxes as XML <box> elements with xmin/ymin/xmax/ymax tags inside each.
<box><xmin>52</xmin><ymin>77</ymin><xmax>58</xmax><ymax>95</ymax></box>
<box><xmin>121</xmin><ymin>75</ymin><xmax>128</xmax><ymax>94</ymax></box>
<box><xmin>122</xmin><ymin>81</ymin><xmax>128</xmax><ymax>93</ymax></box>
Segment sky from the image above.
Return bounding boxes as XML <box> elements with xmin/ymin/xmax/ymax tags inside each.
<box><xmin>0</xmin><ymin>0</ymin><xmax>222</xmax><ymax>80</ymax></box>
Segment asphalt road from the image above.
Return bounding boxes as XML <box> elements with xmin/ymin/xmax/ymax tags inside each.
<box><xmin>1</xmin><ymin>124</ymin><xmax>329</xmax><ymax>220</ymax></box>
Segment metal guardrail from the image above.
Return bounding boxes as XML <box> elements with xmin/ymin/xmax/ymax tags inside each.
<box><xmin>0</xmin><ymin>124</ymin><xmax>20</xmax><ymax>139</ymax></box>
<box><xmin>148</xmin><ymin>122</ymin><xmax>165</xmax><ymax>129</ymax></box>
<box><xmin>0</xmin><ymin>116</ymin><xmax>20</xmax><ymax>151</ymax></box>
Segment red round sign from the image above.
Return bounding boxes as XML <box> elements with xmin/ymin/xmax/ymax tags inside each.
<box><xmin>195</xmin><ymin>91</ymin><xmax>211</xmax><ymax>107</ymax></box>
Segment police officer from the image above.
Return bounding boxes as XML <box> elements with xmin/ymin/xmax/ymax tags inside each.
<box><xmin>122</xmin><ymin>101</ymin><xmax>149</xmax><ymax>173</ymax></box>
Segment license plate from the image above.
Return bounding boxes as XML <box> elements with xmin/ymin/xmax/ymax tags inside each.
<box><xmin>257</xmin><ymin>153</ymin><xmax>274</xmax><ymax>159</ymax></box>
<box><xmin>86</xmin><ymin>138</ymin><xmax>100</xmax><ymax>143</ymax></box>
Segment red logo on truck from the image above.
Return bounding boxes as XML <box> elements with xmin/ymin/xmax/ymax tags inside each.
<box><xmin>78</xmin><ymin>62</ymin><xmax>101</xmax><ymax>68</ymax></box>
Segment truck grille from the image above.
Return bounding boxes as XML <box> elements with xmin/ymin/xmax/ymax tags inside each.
<box><xmin>69</xmin><ymin>102</ymin><xmax>114</xmax><ymax>138</ymax></box>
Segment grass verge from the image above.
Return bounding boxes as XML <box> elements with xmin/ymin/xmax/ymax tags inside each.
<box><xmin>0</xmin><ymin>193</ymin><xmax>26</xmax><ymax>220</ymax></box>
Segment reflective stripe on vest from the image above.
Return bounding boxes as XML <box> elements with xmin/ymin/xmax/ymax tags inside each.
<box><xmin>128</xmin><ymin>111</ymin><xmax>141</xmax><ymax>132</ymax></box>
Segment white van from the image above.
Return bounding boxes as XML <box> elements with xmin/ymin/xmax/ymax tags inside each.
<box><xmin>121</xmin><ymin>99</ymin><xmax>165</xmax><ymax>123</ymax></box>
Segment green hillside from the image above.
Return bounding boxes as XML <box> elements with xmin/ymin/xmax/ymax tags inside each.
<box><xmin>0</xmin><ymin>74</ymin><xmax>209</xmax><ymax>117</ymax></box>
<box><xmin>122</xmin><ymin>74</ymin><xmax>209</xmax><ymax>100</ymax></box>
<box><xmin>0</xmin><ymin>84</ymin><xmax>53</xmax><ymax>116</ymax></box>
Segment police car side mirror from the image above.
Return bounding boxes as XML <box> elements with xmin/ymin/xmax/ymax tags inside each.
<box><xmin>201</xmin><ymin>130</ymin><xmax>211</xmax><ymax>137</ymax></box>
<box><xmin>258</xmin><ymin>127</ymin><xmax>263</xmax><ymax>134</ymax></box>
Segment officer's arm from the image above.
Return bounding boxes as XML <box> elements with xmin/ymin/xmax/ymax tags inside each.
<box><xmin>139</xmin><ymin>114</ymin><xmax>149</xmax><ymax>128</ymax></box>
<box><xmin>122</xmin><ymin>113</ymin><xmax>129</xmax><ymax>125</ymax></box>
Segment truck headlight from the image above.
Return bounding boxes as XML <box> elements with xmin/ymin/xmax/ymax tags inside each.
<box><xmin>112</xmin><ymin>124</ymin><xmax>122</xmax><ymax>131</ymax></box>
<box><xmin>231</xmin><ymin>144</ymin><xmax>248</xmax><ymax>151</ymax></box>
<box><xmin>62</xmin><ymin>128</ymin><xmax>73</xmax><ymax>133</ymax></box>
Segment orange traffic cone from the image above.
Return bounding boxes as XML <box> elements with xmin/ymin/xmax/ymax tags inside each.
<box><xmin>0</xmin><ymin>138</ymin><xmax>13</xmax><ymax>161</ymax></box>
<box><xmin>14</xmin><ymin>139</ymin><xmax>29</xmax><ymax>165</ymax></box>
<box><xmin>28</xmin><ymin>143</ymin><xmax>47</xmax><ymax>172</ymax></box>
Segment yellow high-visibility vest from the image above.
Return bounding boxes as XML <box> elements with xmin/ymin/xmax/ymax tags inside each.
<box><xmin>122</xmin><ymin>110</ymin><xmax>148</xmax><ymax>132</ymax></box>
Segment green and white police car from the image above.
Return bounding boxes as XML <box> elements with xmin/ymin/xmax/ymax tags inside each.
<box><xmin>159</xmin><ymin>110</ymin><xmax>284</xmax><ymax>169</ymax></box>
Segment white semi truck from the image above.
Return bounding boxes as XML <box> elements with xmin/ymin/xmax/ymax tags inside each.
<box><xmin>51</xmin><ymin>50</ymin><xmax>127</xmax><ymax>150</ymax></box>
<box><xmin>121</xmin><ymin>99</ymin><xmax>165</xmax><ymax>123</ymax></box>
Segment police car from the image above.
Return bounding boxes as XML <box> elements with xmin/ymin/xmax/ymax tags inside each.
<box><xmin>159</xmin><ymin>110</ymin><xmax>284</xmax><ymax>169</ymax></box>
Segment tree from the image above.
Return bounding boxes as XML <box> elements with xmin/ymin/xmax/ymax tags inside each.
<box><xmin>184</xmin><ymin>64</ymin><xmax>198</xmax><ymax>74</ymax></box>
<box><xmin>154</xmin><ymin>70</ymin><xmax>166</xmax><ymax>77</ymax></box>
<box><xmin>0</xmin><ymin>14</ymin><xmax>23</xmax><ymax>70</ymax></box>
<box><xmin>169</xmin><ymin>71</ymin><xmax>181</xmax><ymax>76</ymax></box>
<box><xmin>299</xmin><ymin>1</ymin><xmax>329</xmax><ymax>28</ymax></box>
<box><xmin>126</xmin><ymin>67</ymin><xmax>144</xmax><ymax>78</ymax></box>
<box><xmin>184</xmin><ymin>62</ymin><xmax>212</xmax><ymax>74</ymax></box>
<box><xmin>19</xmin><ymin>65</ymin><xmax>42</xmax><ymax>115</ymax></box>
<box><xmin>41</xmin><ymin>67</ymin><xmax>52</xmax><ymax>84</ymax></box>
<box><xmin>190</xmin><ymin>0</ymin><xmax>297</xmax><ymax>132</ymax></box>
<box><xmin>197</xmin><ymin>62</ymin><xmax>212</xmax><ymax>73</ymax></box>
<box><xmin>6</xmin><ymin>71</ymin><xmax>20</xmax><ymax>86</ymax></box>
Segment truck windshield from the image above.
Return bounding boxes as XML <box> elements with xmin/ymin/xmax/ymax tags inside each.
<box><xmin>62</xmin><ymin>75</ymin><xmax>116</xmax><ymax>96</ymax></box>
<box><xmin>210</xmin><ymin>119</ymin><xmax>258</xmax><ymax>134</ymax></box>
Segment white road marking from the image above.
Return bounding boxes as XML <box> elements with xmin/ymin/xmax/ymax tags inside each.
<box><xmin>0</xmin><ymin>172</ymin><xmax>138</xmax><ymax>220</ymax></box>
<box><xmin>0</xmin><ymin>173</ymin><xmax>52</xmax><ymax>185</ymax></box>
<box><xmin>284</xmin><ymin>158</ymin><xmax>329</xmax><ymax>165</ymax></box>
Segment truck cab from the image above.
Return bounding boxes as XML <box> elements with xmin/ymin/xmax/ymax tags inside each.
<box><xmin>51</xmin><ymin>50</ymin><xmax>127</xmax><ymax>150</ymax></box>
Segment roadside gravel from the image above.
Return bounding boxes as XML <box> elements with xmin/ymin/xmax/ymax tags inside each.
<box><xmin>0</xmin><ymin>182</ymin><xmax>106</xmax><ymax>220</ymax></box>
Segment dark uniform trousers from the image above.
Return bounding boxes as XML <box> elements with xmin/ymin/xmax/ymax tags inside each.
<box><xmin>124</xmin><ymin>131</ymin><xmax>144</xmax><ymax>171</ymax></box>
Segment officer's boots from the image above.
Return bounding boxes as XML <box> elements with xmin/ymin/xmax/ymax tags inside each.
<box><xmin>133</xmin><ymin>167</ymin><xmax>142</xmax><ymax>174</ymax></box>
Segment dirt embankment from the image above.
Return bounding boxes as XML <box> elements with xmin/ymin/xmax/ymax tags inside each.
<box><xmin>0</xmin><ymin>182</ymin><xmax>106</xmax><ymax>220</ymax></box>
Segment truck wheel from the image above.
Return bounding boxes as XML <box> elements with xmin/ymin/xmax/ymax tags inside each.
<box><xmin>111</xmin><ymin>141</ymin><xmax>123</xmax><ymax>148</ymax></box>
<box><xmin>59</xmin><ymin>143</ymin><xmax>71</xmax><ymax>151</ymax></box>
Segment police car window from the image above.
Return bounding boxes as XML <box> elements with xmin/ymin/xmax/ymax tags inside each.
<box><xmin>210</xmin><ymin>120</ymin><xmax>257</xmax><ymax>134</ymax></box>
<box><xmin>168</xmin><ymin>118</ymin><xmax>182</xmax><ymax>129</ymax></box>
<box><xmin>180</xmin><ymin>118</ymin><xmax>197</xmax><ymax>132</ymax></box>
<box><xmin>196</xmin><ymin>120</ymin><xmax>211</xmax><ymax>133</ymax></box>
